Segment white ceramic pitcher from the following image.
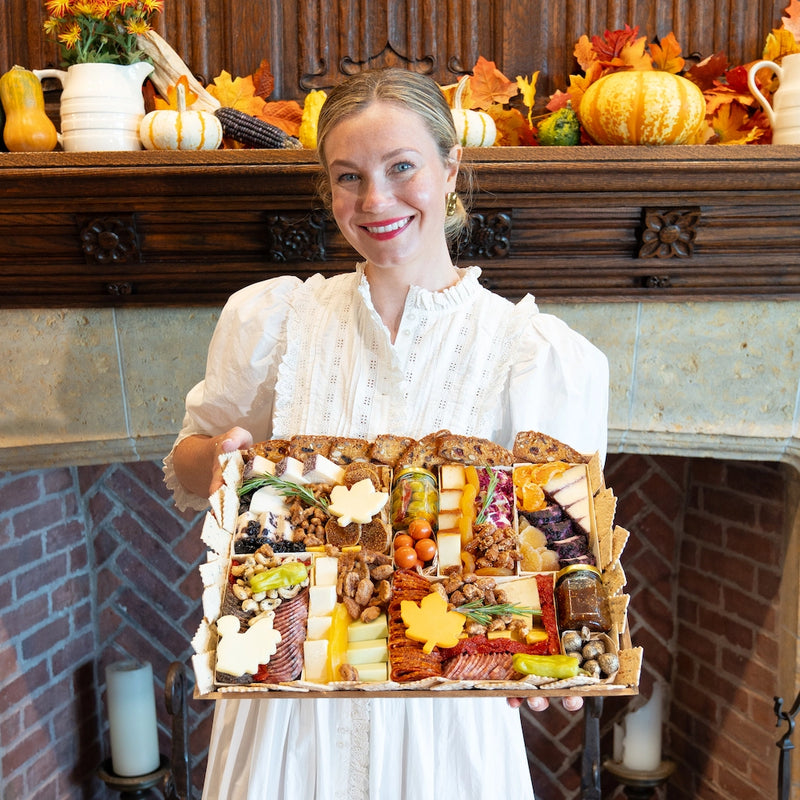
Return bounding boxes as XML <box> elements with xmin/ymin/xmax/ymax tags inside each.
<box><xmin>748</xmin><ymin>52</ymin><xmax>800</xmax><ymax>144</ymax></box>
<box><xmin>33</xmin><ymin>61</ymin><xmax>154</xmax><ymax>151</ymax></box>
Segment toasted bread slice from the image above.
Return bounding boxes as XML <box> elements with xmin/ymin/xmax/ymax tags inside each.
<box><xmin>437</xmin><ymin>434</ymin><xmax>513</xmax><ymax>466</ymax></box>
<box><xmin>512</xmin><ymin>430</ymin><xmax>586</xmax><ymax>464</ymax></box>
<box><xmin>248</xmin><ymin>439</ymin><xmax>290</xmax><ymax>462</ymax></box>
<box><xmin>287</xmin><ymin>434</ymin><xmax>332</xmax><ymax>460</ymax></box>
<box><xmin>369</xmin><ymin>434</ymin><xmax>415</xmax><ymax>467</ymax></box>
<box><xmin>397</xmin><ymin>429</ymin><xmax>450</xmax><ymax>469</ymax></box>
<box><xmin>328</xmin><ymin>436</ymin><xmax>372</xmax><ymax>465</ymax></box>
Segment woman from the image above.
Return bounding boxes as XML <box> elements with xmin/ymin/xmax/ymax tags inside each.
<box><xmin>166</xmin><ymin>68</ymin><xmax>608</xmax><ymax>800</ymax></box>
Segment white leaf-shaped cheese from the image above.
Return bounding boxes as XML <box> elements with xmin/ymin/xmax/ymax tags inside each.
<box><xmin>327</xmin><ymin>478</ymin><xmax>388</xmax><ymax>526</ymax></box>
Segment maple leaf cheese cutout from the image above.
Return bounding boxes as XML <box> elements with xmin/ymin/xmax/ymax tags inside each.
<box><xmin>401</xmin><ymin>592</ymin><xmax>466</xmax><ymax>654</ymax></box>
<box><xmin>783</xmin><ymin>0</ymin><xmax>800</xmax><ymax>40</ymax></box>
<box><xmin>470</xmin><ymin>56</ymin><xmax>518</xmax><ymax>110</ymax></box>
<box><xmin>649</xmin><ymin>32</ymin><xmax>685</xmax><ymax>74</ymax></box>
<box><xmin>328</xmin><ymin>478</ymin><xmax>388</xmax><ymax>526</ymax></box>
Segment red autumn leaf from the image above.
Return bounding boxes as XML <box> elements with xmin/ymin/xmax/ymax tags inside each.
<box><xmin>469</xmin><ymin>56</ymin><xmax>518</xmax><ymax>110</ymax></box>
<box><xmin>685</xmin><ymin>52</ymin><xmax>729</xmax><ymax>91</ymax></box>
<box><xmin>649</xmin><ymin>31</ymin><xmax>684</xmax><ymax>73</ymax></box>
<box><xmin>725</xmin><ymin>64</ymin><xmax>752</xmax><ymax>95</ymax></box>
<box><xmin>782</xmin><ymin>0</ymin><xmax>800</xmax><ymax>39</ymax></box>
<box><xmin>252</xmin><ymin>59</ymin><xmax>275</xmax><ymax>100</ymax></box>
<box><xmin>591</xmin><ymin>25</ymin><xmax>641</xmax><ymax>64</ymax></box>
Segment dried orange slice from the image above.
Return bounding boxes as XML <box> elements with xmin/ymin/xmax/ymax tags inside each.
<box><xmin>460</xmin><ymin>482</ymin><xmax>477</xmax><ymax>516</ymax></box>
<box><xmin>458</xmin><ymin>513</ymin><xmax>473</xmax><ymax>546</ymax></box>
<box><xmin>521</xmin><ymin>482</ymin><xmax>546</xmax><ymax>512</ymax></box>
<box><xmin>464</xmin><ymin>465</ymin><xmax>480</xmax><ymax>491</ymax></box>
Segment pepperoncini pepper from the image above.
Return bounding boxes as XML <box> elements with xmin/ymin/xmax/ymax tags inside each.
<box><xmin>512</xmin><ymin>653</ymin><xmax>581</xmax><ymax>679</ymax></box>
<box><xmin>249</xmin><ymin>561</ymin><xmax>308</xmax><ymax>594</ymax></box>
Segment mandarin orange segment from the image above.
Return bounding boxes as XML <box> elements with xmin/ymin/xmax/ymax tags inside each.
<box><xmin>521</xmin><ymin>482</ymin><xmax>546</xmax><ymax>512</ymax></box>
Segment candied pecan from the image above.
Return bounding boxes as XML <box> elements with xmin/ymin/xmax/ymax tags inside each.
<box><xmin>370</xmin><ymin>564</ymin><xmax>394</xmax><ymax>582</ymax></box>
<box><xmin>375</xmin><ymin>579</ymin><xmax>392</xmax><ymax>605</ymax></box>
<box><xmin>304</xmin><ymin>534</ymin><xmax>324</xmax><ymax>548</ymax></box>
<box><xmin>482</xmin><ymin>589</ymin><xmax>497</xmax><ymax>606</ymax></box>
<box><xmin>488</xmin><ymin>618</ymin><xmax>506</xmax><ymax>632</ymax></box>
<box><xmin>450</xmin><ymin>590</ymin><xmax>466</xmax><ymax>607</ymax></box>
<box><xmin>343</xmin><ymin>571</ymin><xmax>360</xmax><ymax>598</ymax></box>
<box><xmin>475</xmin><ymin>576</ymin><xmax>497</xmax><ymax>591</ymax></box>
<box><xmin>431</xmin><ymin>582</ymin><xmax>449</xmax><ymax>602</ymax></box>
<box><xmin>495</xmin><ymin>589</ymin><xmax>508</xmax><ymax>604</ymax></box>
<box><xmin>465</xmin><ymin>620</ymin><xmax>488</xmax><ymax>636</ymax></box>
<box><xmin>338</xmin><ymin>663</ymin><xmax>359</xmax><ymax>682</ymax></box>
<box><xmin>461</xmin><ymin>583</ymin><xmax>481</xmax><ymax>602</ymax></box>
<box><xmin>354</xmin><ymin>578</ymin><xmax>374</xmax><ymax>607</ymax></box>
<box><xmin>343</xmin><ymin>596</ymin><xmax>362</xmax><ymax>619</ymax></box>
<box><xmin>443</xmin><ymin>576</ymin><xmax>464</xmax><ymax>595</ymax></box>
<box><xmin>360</xmin><ymin>605</ymin><xmax>381</xmax><ymax>623</ymax></box>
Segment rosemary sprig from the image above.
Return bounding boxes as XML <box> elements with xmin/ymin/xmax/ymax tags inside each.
<box><xmin>238</xmin><ymin>472</ymin><xmax>330</xmax><ymax>515</ymax></box>
<box><xmin>455</xmin><ymin>600</ymin><xmax>542</xmax><ymax>626</ymax></box>
<box><xmin>475</xmin><ymin>467</ymin><xmax>500</xmax><ymax>525</ymax></box>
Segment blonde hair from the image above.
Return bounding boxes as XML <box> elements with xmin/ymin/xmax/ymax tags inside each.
<box><xmin>315</xmin><ymin>68</ymin><xmax>471</xmax><ymax>244</ymax></box>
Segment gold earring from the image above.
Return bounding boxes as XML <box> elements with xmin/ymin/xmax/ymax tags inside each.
<box><xmin>445</xmin><ymin>191</ymin><xmax>458</xmax><ymax>217</ymax></box>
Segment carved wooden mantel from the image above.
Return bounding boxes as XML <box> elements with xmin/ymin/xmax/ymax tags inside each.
<box><xmin>2</xmin><ymin>146</ymin><xmax>800</xmax><ymax>307</ymax></box>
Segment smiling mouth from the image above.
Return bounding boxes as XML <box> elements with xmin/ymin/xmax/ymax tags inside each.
<box><xmin>362</xmin><ymin>217</ymin><xmax>412</xmax><ymax>235</ymax></box>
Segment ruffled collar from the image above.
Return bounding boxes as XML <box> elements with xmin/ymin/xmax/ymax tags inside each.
<box><xmin>355</xmin><ymin>261</ymin><xmax>483</xmax><ymax>313</ymax></box>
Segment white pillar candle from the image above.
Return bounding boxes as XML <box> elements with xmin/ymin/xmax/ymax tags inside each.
<box><xmin>105</xmin><ymin>660</ymin><xmax>160</xmax><ymax>777</ymax></box>
<box><xmin>622</xmin><ymin>681</ymin><xmax>663</xmax><ymax>772</ymax></box>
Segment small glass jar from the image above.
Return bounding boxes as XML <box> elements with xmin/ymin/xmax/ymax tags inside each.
<box><xmin>555</xmin><ymin>564</ymin><xmax>611</xmax><ymax>632</ymax></box>
<box><xmin>391</xmin><ymin>467</ymin><xmax>438</xmax><ymax>529</ymax></box>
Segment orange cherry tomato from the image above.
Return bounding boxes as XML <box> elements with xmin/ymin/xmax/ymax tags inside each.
<box><xmin>408</xmin><ymin>518</ymin><xmax>433</xmax><ymax>541</ymax></box>
<box><xmin>393</xmin><ymin>534</ymin><xmax>414</xmax><ymax>550</ymax></box>
<box><xmin>414</xmin><ymin>538</ymin><xmax>437</xmax><ymax>563</ymax></box>
<box><xmin>394</xmin><ymin>546</ymin><xmax>419</xmax><ymax>569</ymax></box>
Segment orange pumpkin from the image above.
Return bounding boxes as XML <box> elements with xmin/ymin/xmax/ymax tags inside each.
<box><xmin>578</xmin><ymin>70</ymin><xmax>706</xmax><ymax>146</ymax></box>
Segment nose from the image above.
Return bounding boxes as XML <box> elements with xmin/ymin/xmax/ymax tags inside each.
<box><xmin>359</xmin><ymin>177</ymin><xmax>391</xmax><ymax>212</ymax></box>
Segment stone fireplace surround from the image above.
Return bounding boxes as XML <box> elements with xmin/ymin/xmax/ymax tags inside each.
<box><xmin>1</xmin><ymin>294</ymin><xmax>799</xmax><ymax>799</ymax></box>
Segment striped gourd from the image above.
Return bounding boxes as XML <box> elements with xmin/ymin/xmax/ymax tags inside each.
<box><xmin>578</xmin><ymin>70</ymin><xmax>706</xmax><ymax>146</ymax></box>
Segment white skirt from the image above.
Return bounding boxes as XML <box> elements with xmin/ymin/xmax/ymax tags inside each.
<box><xmin>201</xmin><ymin>696</ymin><xmax>536</xmax><ymax>800</ymax></box>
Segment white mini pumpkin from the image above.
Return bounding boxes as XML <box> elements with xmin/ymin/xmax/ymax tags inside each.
<box><xmin>451</xmin><ymin>75</ymin><xmax>496</xmax><ymax>147</ymax></box>
<box><xmin>140</xmin><ymin>82</ymin><xmax>223</xmax><ymax>151</ymax></box>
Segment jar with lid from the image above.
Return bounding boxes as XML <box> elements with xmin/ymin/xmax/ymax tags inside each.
<box><xmin>391</xmin><ymin>467</ymin><xmax>438</xmax><ymax>529</ymax></box>
<box><xmin>555</xmin><ymin>564</ymin><xmax>611</xmax><ymax>632</ymax></box>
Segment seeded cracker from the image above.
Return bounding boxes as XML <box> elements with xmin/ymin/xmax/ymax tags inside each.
<box><xmin>616</xmin><ymin>646</ymin><xmax>644</xmax><ymax>689</ymax></box>
<box><xmin>199</xmin><ymin>556</ymin><xmax>226</xmax><ymax>589</ymax></box>
<box><xmin>192</xmin><ymin>619</ymin><xmax>217</xmax><ymax>654</ymax></box>
<box><xmin>201</xmin><ymin>511</ymin><xmax>232</xmax><ymax>557</ymax></box>
<box><xmin>612</xmin><ymin>525</ymin><xmax>630</xmax><ymax>563</ymax></box>
<box><xmin>603</xmin><ymin>561</ymin><xmax>626</xmax><ymax>597</ymax></box>
<box><xmin>609</xmin><ymin>594</ymin><xmax>630</xmax><ymax>634</ymax></box>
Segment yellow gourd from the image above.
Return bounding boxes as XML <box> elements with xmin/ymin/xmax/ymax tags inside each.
<box><xmin>578</xmin><ymin>70</ymin><xmax>706</xmax><ymax>146</ymax></box>
<box><xmin>451</xmin><ymin>76</ymin><xmax>496</xmax><ymax>147</ymax></box>
<box><xmin>139</xmin><ymin>83</ymin><xmax>223</xmax><ymax>151</ymax></box>
<box><xmin>0</xmin><ymin>65</ymin><xmax>58</xmax><ymax>152</ymax></box>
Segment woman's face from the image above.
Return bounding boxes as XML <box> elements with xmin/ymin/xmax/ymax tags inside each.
<box><xmin>323</xmin><ymin>101</ymin><xmax>460</xmax><ymax>280</ymax></box>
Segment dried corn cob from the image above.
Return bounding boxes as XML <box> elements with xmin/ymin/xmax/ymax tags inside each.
<box><xmin>215</xmin><ymin>107</ymin><xmax>303</xmax><ymax>149</ymax></box>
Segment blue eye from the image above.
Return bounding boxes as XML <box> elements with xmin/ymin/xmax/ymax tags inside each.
<box><xmin>394</xmin><ymin>161</ymin><xmax>413</xmax><ymax>173</ymax></box>
<box><xmin>336</xmin><ymin>172</ymin><xmax>359</xmax><ymax>184</ymax></box>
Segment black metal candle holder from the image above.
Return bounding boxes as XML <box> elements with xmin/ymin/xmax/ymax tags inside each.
<box><xmin>603</xmin><ymin>759</ymin><xmax>675</xmax><ymax>799</ymax></box>
<box><xmin>97</xmin><ymin>754</ymin><xmax>170</xmax><ymax>798</ymax></box>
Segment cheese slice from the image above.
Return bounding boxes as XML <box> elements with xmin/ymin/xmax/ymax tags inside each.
<box><xmin>500</xmin><ymin>577</ymin><xmax>541</xmax><ymax>624</ymax></box>
<box><xmin>249</xmin><ymin>455</ymin><xmax>276</xmax><ymax>476</ymax></box>
<box><xmin>438</xmin><ymin>511</ymin><xmax>460</xmax><ymax>531</ymax></box>
<box><xmin>308</xmin><ymin>585</ymin><xmax>337</xmax><ymax>616</ymax></box>
<box><xmin>346</xmin><ymin>638</ymin><xmax>388</xmax><ymax>664</ymax></box>
<box><xmin>303</xmin><ymin>639</ymin><xmax>329</xmax><ymax>682</ymax></box>
<box><xmin>354</xmin><ymin>661</ymin><xmax>389</xmax><ymax>683</ymax></box>
<box><xmin>303</xmin><ymin>454</ymin><xmax>346</xmax><ymax>485</ymax></box>
<box><xmin>307</xmin><ymin>615</ymin><xmax>333</xmax><ymax>640</ymax></box>
<box><xmin>313</xmin><ymin>556</ymin><xmax>339</xmax><ymax>587</ymax></box>
<box><xmin>436</xmin><ymin>532</ymin><xmax>462</xmax><ymax>571</ymax></box>
<box><xmin>276</xmin><ymin>456</ymin><xmax>308</xmax><ymax>485</ymax></box>
<box><xmin>249</xmin><ymin>486</ymin><xmax>289</xmax><ymax>517</ymax></box>
<box><xmin>438</xmin><ymin>490</ymin><xmax>462</xmax><ymax>512</ymax></box>
<box><xmin>347</xmin><ymin>613</ymin><xmax>388</xmax><ymax>642</ymax></box>
<box><xmin>440</xmin><ymin>464</ymin><xmax>466</xmax><ymax>490</ymax></box>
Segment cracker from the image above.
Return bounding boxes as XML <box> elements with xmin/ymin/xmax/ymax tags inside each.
<box><xmin>201</xmin><ymin>511</ymin><xmax>232</xmax><ymax>557</ymax></box>
<box><xmin>287</xmin><ymin>435</ymin><xmax>332</xmax><ymax>460</ymax></box>
<box><xmin>369</xmin><ymin>434</ymin><xmax>415</xmax><ymax>467</ymax></box>
<box><xmin>437</xmin><ymin>434</ymin><xmax>513</xmax><ymax>466</ymax></box>
<box><xmin>612</xmin><ymin>525</ymin><xmax>630</xmax><ymax>563</ymax></box>
<box><xmin>191</xmin><ymin>619</ymin><xmax>217</xmax><ymax>654</ymax></box>
<box><xmin>608</xmin><ymin>594</ymin><xmax>630</xmax><ymax>634</ymax></box>
<box><xmin>192</xmin><ymin>652</ymin><xmax>216</xmax><ymax>696</ymax></box>
<box><xmin>603</xmin><ymin>562</ymin><xmax>627</xmax><ymax>597</ymax></box>
<box><xmin>586</xmin><ymin>452</ymin><xmax>604</xmax><ymax>495</ymax></box>
<box><xmin>220</xmin><ymin>485</ymin><xmax>239</xmax><ymax>533</ymax></box>
<box><xmin>512</xmin><ymin>430</ymin><xmax>586</xmax><ymax>464</ymax></box>
<box><xmin>329</xmin><ymin>437</ymin><xmax>372</xmax><ymax>464</ymax></box>
<box><xmin>615</xmin><ymin>646</ymin><xmax>643</xmax><ymax>689</ymax></box>
<box><xmin>249</xmin><ymin>439</ymin><xmax>290</xmax><ymax>462</ymax></box>
<box><xmin>220</xmin><ymin>450</ymin><xmax>245</xmax><ymax>489</ymax></box>
<box><xmin>594</xmin><ymin>489</ymin><xmax>617</xmax><ymax>538</ymax></box>
<box><xmin>202</xmin><ymin>584</ymin><xmax>223</xmax><ymax>622</ymax></box>
<box><xmin>199</xmin><ymin>556</ymin><xmax>226</xmax><ymax>589</ymax></box>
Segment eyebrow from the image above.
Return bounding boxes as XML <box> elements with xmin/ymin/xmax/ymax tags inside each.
<box><xmin>328</xmin><ymin>147</ymin><xmax>421</xmax><ymax>170</ymax></box>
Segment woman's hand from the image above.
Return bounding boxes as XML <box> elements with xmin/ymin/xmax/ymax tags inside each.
<box><xmin>507</xmin><ymin>696</ymin><xmax>584</xmax><ymax>713</ymax></box>
<box><xmin>173</xmin><ymin>426</ymin><xmax>253</xmax><ymax>499</ymax></box>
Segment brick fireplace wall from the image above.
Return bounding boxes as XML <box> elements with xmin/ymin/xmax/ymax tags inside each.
<box><xmin>0</xmin><ymin>454</ymin><xmax>792</xmax><ymax>800</ymax></box>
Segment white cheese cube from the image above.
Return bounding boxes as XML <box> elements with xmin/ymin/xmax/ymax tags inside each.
<box><xmin>307</xmin><ymin>615</ymin><xmax>333</xmax><ymax>640</ymax></box>
<box><xmin>438</xmin><ymin>490</ymin><xmax>462</xmax><ymax>512</ymax></box>
<box><xmin>354</xmin><ymin>661</ymin><xmax>389</xmax><ymax>683</ymax></box>
<box><xmin>436</xmin><ymin>532</ymin><xmax>462</xmax><ymax>571</ymax></box>
<box><xmin>440</xmin><ymin>464</ymin><xmax>466</xmax><ymax>490</ymax></box>
<box><xmin>313</xmin><ymin>556</ymin><xmax>339</xmax><ymax>587</ymax></box>
<box><xmin>303</xmin><ymin>639</ymin><xmax>329</xmax><ymax>682</ymax></box>
<box><xmin>347</xmin><ymin>614</ymin><xmax>388</xmax><ymax>642</ymax></box>
<box><xmin>346</xmin><ymin>638</ymin><xmax>388</xmax><ymax>665</ymax></box>
<box><xmin>276</xmin><ymin>456</ymin><xmax>308</xmax><ymax>485</ymax></box>
<box><xmin>308</xmin><ymin>585</ymin><xmax>337</xmax><ymax>616</ymax></box>
<box><xmin>248</xmin><ymin>455</ymin><xmax>276</xmax><ymax>477</ymax></box>
<box><xmin>248</xmin><ymin>486</ymin><xmax>289</xmax><ymax>517</ymax></box>
<box><xmin>438</xmin><ymin>511</ymin><xmax>460</xmax><ymax>531</ymax></box>
<box><xmin>303</xmin><ymin>454</ymin><xmax>346</xmax><ymax>486</ymax></box>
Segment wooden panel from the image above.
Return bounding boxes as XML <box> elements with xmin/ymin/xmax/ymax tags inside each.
<box><xmin>1</xmin><ymin>147</ymin><xmax>800</xmax><ymax>307</ymax></box>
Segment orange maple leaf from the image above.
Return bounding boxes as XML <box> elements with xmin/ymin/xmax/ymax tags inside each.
<box><xmin>208</xmin><ymin>71</ymin><xmax>266</xmax><ymax>116</ymax></box>
<box><xmin>258</xmin><ymin>100</ymin><xmax>303</xmax><ymax>136</ymax></box>
<box><xmin>763</xmin><ymin>28</ymin><xmax>800</xmax><ymax>61</ymax></box>
<box><xmin>469</xmin><ymin>56</ymin><xmax>518</xmax><ymax>110</ymax></box>
<box><xmin>487</xmin><ymin>105</ymin><xmax>535</xmax><ymax>146</ymax></box>
<box><xmin>252</xmin><ymin>59</ymin><xmax>275</xmax><ymax>100</ymax></box>
<box><xmin>649</xmin><ymin>32</ymin><xmax>684</xmax><ymax>73</ymax></box>
<box><xmin>618</xmin><ymin>36</ymin><xmax>653</xmax><ymax>70</ymax></box>
<box><xmin>712</xmin><ymin>101</ymin><xmax>763</xmax><ymax>144</ymax></box>
<box><xmin>782</xmin><ymin>0</ymin><xmax>800</xmax><ymax>40</ymax></box>
<box><xmin>574</xmin><ymin>35</ymin><xmax>597</xmax><ymax>72</ymax></box>
<box><xmin>564</xmin><ymin>61</ymin><xmax>603</xmax><ymax>111</ymax></box>
<box><xmin>153</xmin><ymin>75</ymin><xmax>199</xmax><ymax>110</ymax></box>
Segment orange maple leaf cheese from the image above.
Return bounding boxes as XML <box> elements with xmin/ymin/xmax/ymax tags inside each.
<box><xmin>401</xmin><ymin>592</ymin><xmax>466</xmax><ymax>654</ymax></box>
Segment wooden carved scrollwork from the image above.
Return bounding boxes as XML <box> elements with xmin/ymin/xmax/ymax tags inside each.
<box><xmin>266</xmin><ymin>210</ymin><xmax>328</xmax><ymax>262</ymax></box>
<box><xmin>638</xmin><ymin>207</ymin><xmax>701</xmax><ymax>259</ymax></box>
<box><xmin>78</xmin><ymin>215</ymin><xmax>141</xmax><ymax>265</ymax></box>
<box><xmin>454</xmin><ymin>212</ymin><xmax>512</xmax><ymax>260</ymax></box>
